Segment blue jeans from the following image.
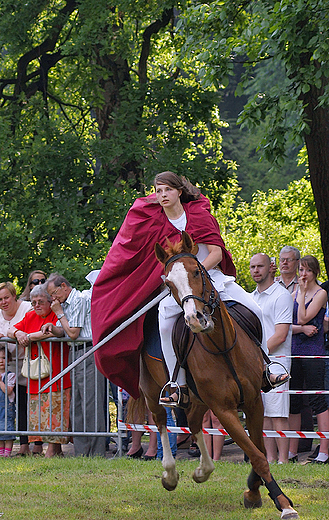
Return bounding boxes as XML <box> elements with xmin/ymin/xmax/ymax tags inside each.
<box><xmin>156</xmin><ymin>407</ymin><xmax>177</xmax><ymax>460</ymax></box>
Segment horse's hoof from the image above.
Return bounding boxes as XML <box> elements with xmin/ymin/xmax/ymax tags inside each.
<box><xmin>243</xmin><ymin>491</ymin><xmax>262</xmax><ymax>509</ymax></box>
<box><xmin>193</xmin><ymin>468</ymin><xmax>213</xmax><ymax>484</ymax></box>
<box><xmin>281</xmin><ymin>508</ymin><xmax>299</xmax><ymax>519</ymax></box>
<box><xmin>161</xmin><ymin>472</ymin><xmax>179</xmax><ymax>491</ymax></box>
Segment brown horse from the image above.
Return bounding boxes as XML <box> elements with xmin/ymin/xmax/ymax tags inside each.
<box><xmin>131</xmin><ymin>231</ymin><xmax>298</xmax><ymax>520</ymax></box>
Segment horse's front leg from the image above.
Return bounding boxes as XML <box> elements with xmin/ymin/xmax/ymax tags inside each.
<box><xmin>159</xmin><ymin>424</ymin><xmax>179</xmax><ymax>491</ymax></box>
<box><xmin>192</xmin><ymin>430</ymin><xmax>215</xmax><ymax>483</ymax></box>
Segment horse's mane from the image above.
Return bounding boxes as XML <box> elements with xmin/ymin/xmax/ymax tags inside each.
<box><xmin>164</xmin><ymin>234</ymin><xmax>198</xmax><ymax>257</ymax></box>
<box><xmin>164</xmin><ymin>237</ymin><xmax>183</xmax><ymax>256</ymax></box>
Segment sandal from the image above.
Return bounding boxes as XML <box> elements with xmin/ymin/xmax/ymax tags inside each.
<box><xmin>159</xmin><ymin>384</ymin><xmax>190</xmax><ymax>409</ymax></box>
<box><xmin>188</xmin><ymin>442</ymin><xmax>201</xmax><ymax>458</ymax></box>
<box><xmin>261</xmin><ymin>363</ymin><xmax>290</xmax><ymax>393</ymax></box>
<box><xmin>177</xmin><ymin>433</ymin><xmax>192</xmax><ymax>449</ymax></box>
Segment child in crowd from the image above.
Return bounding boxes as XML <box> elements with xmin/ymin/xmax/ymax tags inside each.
<box><xmin>0</xmin><ymin>345</ymin><xmax>16</xmax><ymax>457</ymax></box>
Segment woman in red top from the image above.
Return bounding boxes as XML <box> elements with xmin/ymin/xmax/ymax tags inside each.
<box><xmin>8</xmin><ymin>285</ymin><xmax>71</xmax><ymax>457</ymax></box>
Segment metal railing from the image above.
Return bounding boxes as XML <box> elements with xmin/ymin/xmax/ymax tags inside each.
<box><xmin>0</xmin><ymin>337</ymin><xmax>126</xmax><ymax>452</ymax></box>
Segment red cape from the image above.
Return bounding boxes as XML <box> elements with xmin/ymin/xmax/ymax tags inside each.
<box><xmin>91</xmin><ymin>194</ymin><xmax>236</xmax><ymax>398</ymax></box>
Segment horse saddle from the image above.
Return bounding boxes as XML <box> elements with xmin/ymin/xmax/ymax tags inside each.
<box><xmin>171</xmin><ymin>301</ymin><xmax>263</xmax><ymax>404</ymax></box>
<box><xmin>172</xmin><ymin>300</ymin><xmax>263</xmax><ymax>367</ymax></box>
<box><xmin>224</xmin><ymin>300</ymin><xmax>263</xmax><ymax>347</ymax></box>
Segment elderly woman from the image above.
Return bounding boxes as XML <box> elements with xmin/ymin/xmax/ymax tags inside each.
<box><xmin>8</xmin><ymin>285</ymin><xmax>71</xmax><ymax>457</ymax></box>
<box><xmin>0</xmin><ymin>281</ymin><xmax>32</xmax><ymax>455</ymax></box>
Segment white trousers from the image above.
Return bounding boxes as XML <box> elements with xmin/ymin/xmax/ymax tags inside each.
<box><xmin>158</xmin><ymin>269</ymin><xmax>266</xmax><ymax>386</ymax></box>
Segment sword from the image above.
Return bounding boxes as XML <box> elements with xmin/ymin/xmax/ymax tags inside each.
<box><xmin>39</xmin><ymin>286</ymin><xmax>169</xmax><ymax>393</ymax></box>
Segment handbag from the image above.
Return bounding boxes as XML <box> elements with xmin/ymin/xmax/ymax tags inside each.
<box><xmin>21</xmin><ymin>343</ymin><xmax>50</xmax><ymax>380</ymax></box>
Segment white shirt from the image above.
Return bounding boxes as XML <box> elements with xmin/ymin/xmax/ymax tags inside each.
<box><xmin>252</xmin><ymin>281</ymin><xmax>293</xmax><ymax>369</ymax></box>
<box><xmin>0</xmin><ymin>300</ymin><xmax>32</xmax><ymax>386</ymax></box>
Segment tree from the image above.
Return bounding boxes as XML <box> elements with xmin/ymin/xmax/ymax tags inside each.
<box><xmin>179</xmin><ymin>0</ymin><xmax>329</xmax><ymax>275</ymax></box>
<box><xmin>215</xmin><ymin>177</ymin><xmax>323</xmax><ymax>291</ymax></box>
<box><xmin>217</xmin><ymin>61</ymin><xmax>306</xmax><ymax>201</ymax></box>
<box><xmin>0</xmin><ymin>1</ymin><xmax>233</xmax><ymax>288</ymax></box>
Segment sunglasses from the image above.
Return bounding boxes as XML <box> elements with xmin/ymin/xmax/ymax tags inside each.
<box><xmin>31</xmin><ymin>278</ymin><xmax>46</xmax><ymax>286</ymax></box>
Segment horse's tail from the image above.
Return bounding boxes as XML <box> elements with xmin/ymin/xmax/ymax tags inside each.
<box><xmin>126</xmin><ymin>388</ymin><xmax>147</xmax><ymax>425</ymax></box>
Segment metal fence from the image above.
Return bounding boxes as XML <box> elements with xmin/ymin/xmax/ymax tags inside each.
<box><xmin>0</xmin><ymin>337</ymin><xmax>126</xmax><ymax>452</ymax></box>
<box><xmin>2</xmin><ymin>338</ymin><xmax>328</xmax><ymax>455</ymax></box>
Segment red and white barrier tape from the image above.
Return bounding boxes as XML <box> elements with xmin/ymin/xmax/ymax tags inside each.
<box><xmin>118</xmin><ymin>420</ymin><xmax>329</xmax><ymax>439</ymax></box>
<box><xmin>263</xmin><ymin>390</ymin><xmax>329</xmax><ymax>394</ymax></box>
<box><xmin>271</xmin><ymin>355</ymin><xmax>329</xmax><ymax>358</ymax></box>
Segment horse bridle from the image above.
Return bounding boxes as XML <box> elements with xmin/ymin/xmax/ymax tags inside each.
<box><xmin>165</xmin><ymin>251</ymin><xmax>244</xmax><ymax>405</ymax></box>
<box><xmin>164</xmin><ymin>252</ymin><xmax>221</xmax><ymax>315</ymax></box>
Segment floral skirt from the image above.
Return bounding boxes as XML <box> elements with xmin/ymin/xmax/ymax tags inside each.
<box><xmin>28</xmin><ymin>388</ymin><xmax>70</xmax><ymax>444</ymax></box>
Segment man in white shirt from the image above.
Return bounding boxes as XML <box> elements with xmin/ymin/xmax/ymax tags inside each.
<box><xmin>250</xmin><ymin>253</ymin><xmax>293</xmax><ymax>464</ymax></box>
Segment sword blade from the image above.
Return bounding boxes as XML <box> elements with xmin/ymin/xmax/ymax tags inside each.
<box><xmin>38</xmin><ymin>287</ymin><xmax>169</xmax><ymax>393</ymax></box>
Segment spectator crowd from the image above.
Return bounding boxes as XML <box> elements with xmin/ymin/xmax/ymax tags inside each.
<box><xmin>0</xmin><ymin>243</ymin><xmax>329</xmax><ymax>464</ymax></box>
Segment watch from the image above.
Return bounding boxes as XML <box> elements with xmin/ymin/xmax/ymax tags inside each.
<box><xmin>57</xmin><ymin>313</ymin><xmax>65</xmax><ymax>320</ymax></box>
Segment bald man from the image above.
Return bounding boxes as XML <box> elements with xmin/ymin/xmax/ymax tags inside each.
<box><xmin>250</xmin><ymin>253</ymin><xmax>293</xmax><ymax>464</ymax></box>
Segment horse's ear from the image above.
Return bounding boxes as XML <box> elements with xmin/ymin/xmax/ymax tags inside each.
<box><xmin>181</xmin><ymin>231</ymin><xmax>196</xmax><ymax>253</ymax></box>
<box><xmin>155</xmin><ymin>242</ymin><xmax>170</xmax><ymax>265</ymax></box>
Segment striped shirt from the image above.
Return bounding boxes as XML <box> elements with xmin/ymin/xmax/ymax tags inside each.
<box><xmin>275</xmin><ymin>274</ymin><xmax>299</xmax><ymax>294</ymax></box>
<box><xmin>60</xmin><ymin>287</ymin><xmax>92</xmax><ymax>339</ymax></box>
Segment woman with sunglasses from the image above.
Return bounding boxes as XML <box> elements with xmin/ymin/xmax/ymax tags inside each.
<box><xmin>0</xmin><ymin>282</ymin><xmax>32</xmax><ymax>455</ymax></box>
<box><xmin>20</xmin><ymin>270</ymin><xmax>47</xmax><ymax>302</ymax></box>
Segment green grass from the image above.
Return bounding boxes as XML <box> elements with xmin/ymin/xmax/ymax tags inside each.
<box><xmin>1</xmin><ymin>457</ymin><xmax>329</xmax><ymax>519</ymax></box>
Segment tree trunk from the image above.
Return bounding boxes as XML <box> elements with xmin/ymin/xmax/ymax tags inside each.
<box><xmin>303</xmin><ymin>94</ymin><xmax>329</xmax><ymax>277</ymax></box>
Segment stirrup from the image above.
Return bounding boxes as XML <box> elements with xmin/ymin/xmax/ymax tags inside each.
<box><xmin>158</xmin><ymin>381</ymin><xmax>190</xmax><ymax>409</ymax></box>
<box><xmin>261</xmin><ymin>362</ymin><xmax>290</xmax><ymax>393</ymax></box>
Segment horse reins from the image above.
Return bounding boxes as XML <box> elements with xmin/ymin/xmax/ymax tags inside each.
<box><xmin>165</xmin><ymin>252</ymin><xmax>244</xmax><ymax>406</ymax></box>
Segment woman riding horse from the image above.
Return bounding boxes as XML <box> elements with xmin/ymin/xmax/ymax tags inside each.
<box><xmin>91</xmin><ymin>171</ymin><xmax>287</xmax><ymax>405</ymax></box>
<box><xmin>153</xmin><ymin>233</ymin><xmax>298</xmax><ymax>519</ymax></box>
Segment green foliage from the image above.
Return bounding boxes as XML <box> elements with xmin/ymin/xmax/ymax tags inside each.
<box><xmin>215</xmin><ymin>176</ymin><xmax>323</xmax><ymax>291</ymax></box>
<box><xmin>179</xmin><ymin>0</ymin><xmax>329</xmax><ymax>163</ymax></box>
<box><xmin>0</xmin><ymin>0</ymin><xmax>326</xmax><ymax>289</ymax></box>
<box><xmin>178</xmin><ymin>0</ymin><xmax>329</xmax><ymax>271</ymax></box>
<box><xmin>0</xmin><ymin>1</ymin><xmax>234</xmax><ymax>288</ymax></box>
<box><xmin>220</xmin><ymin>118</ymin><xmax>306</xmax><ymax>201</ymax></box>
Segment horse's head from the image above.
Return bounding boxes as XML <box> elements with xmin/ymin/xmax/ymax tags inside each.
<box><xmin>155</xmin><ymin>231</ymin><xmax>217</xmax><ymax>334</ymax></box>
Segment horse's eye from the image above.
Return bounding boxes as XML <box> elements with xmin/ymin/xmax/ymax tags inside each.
<box><xmin>194</xmin><ymin>269</ymin><xmax>200</xmax><ymax>278</ymax></box>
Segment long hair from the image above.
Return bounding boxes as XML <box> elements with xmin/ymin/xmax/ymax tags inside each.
<box><xmin>153</xmin><ymin>171</ymin><xmax>201</xmax><ymax>203</ymax></box>
<box><xmin>299</xmin><ymin>255</ymin><xmax>321</xmax><ymax>279</ymax></box>
<box><xmin>20</xmin><ymin>270</ymin><xmax>47</xmax><ymax>301</ymax></box>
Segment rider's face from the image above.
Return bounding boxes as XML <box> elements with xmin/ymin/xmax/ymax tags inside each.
<box><xmin>155</xmin><ymin>183</ymin><xmax>182</xmax><ymax>210</ymax></box>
